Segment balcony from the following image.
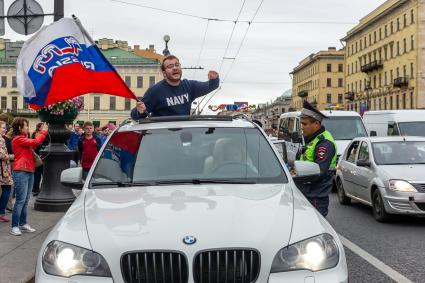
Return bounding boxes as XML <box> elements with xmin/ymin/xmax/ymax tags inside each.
<box><xmin>298</xmin><ymin>90</ymin><xmax>308</xmax><ymax>98</ymax></box>
<box><xmin>393</xmin><ymin>77</ymin><xmax>409</xmax><ymax>88</ymax></box>
<box><xmin>361</xmin><ymin>60</ymin><xmax>383</xmax><ymax>73</ymax></box>
<box><xmin>345</xmin><ymin>91</ymin><xmax>355</xmax><ymax>101</ymax></box>
<box><xmin>364</xmin><ymin>82</ymin><xmax>372</xmax><ymax>91</ymax></box>
<box><xmin>5</xmin><ymin>109</ymin><xmax>38</xmax><ymax>118</ymax></box>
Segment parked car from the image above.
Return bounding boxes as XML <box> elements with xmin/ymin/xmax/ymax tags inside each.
<box><xmin>336</xmin><ymin>136</ymin><xmax>425</xmax><ymax>222</ymax></box>
<box><xmin>35</xmin><ymin>115</ymin><xmax>348</xmax><ymax>283</ymax></box>
<box><xmin>363</xmin><ymin>110</ymin><xmax>425</xmax><ymax>137</ymax></box>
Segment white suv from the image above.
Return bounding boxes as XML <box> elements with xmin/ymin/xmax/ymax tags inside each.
<box><xmin>36</xmin><ymin>115</ymin><xmax>348</xmax><ymax>283</ymax></box>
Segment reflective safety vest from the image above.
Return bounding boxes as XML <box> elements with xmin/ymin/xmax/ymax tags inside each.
<box><xmin>299</xmin><ymin>130</ymin><xmax>337</xmax><ymax>169</ymax></box>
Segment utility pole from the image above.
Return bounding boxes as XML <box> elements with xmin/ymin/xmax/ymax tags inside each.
<box><xmin>54</xmin><ymin>0</ymin><xmax>64</xmax><ymax>21</ymax></box>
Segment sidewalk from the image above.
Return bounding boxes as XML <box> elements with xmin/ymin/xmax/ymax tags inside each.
<box><xmin>0</xmin><ymin>196</ymin><xmax>65</xmax><ymax>283</ymax></box>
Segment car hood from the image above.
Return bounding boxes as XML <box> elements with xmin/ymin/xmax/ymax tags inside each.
<box><xmin>379</xmin><ymin>164</ymin><xmax>425</xmax><ymax>182</ymax></box>
<box><xmin>84</xmin><ymin>184</ymin><xmax>296</xmax><ymax>266</ymax></box>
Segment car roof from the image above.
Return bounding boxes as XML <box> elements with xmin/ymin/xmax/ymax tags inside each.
<box><xmin>117</xmin><ymin>115</ymin><xmax>256</xmax><ymax>132</ymax></box>
<box><xmin>353</xmin><ymin>136</ymin><xmax>425</xmax><ymax>143</ymax></box>
<box><xmin>363</xmin><ymin>110</ymin><xmax>425</xmax><ymax>122</ymax></box>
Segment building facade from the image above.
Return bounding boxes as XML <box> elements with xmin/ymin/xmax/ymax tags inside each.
<box><xmin>0</xmin><ymin>38</ymin><xmax>162</xmax><ymax>130</ymax></box>
<box><xmin>342</xmin><ymin>0</ymin><xmax>425</xmax><ymax>111</ymax></box>
<box><xmin>290</xmin><ymin>47</ymin><xmax>345</xmax><ymax>111</ymax></box>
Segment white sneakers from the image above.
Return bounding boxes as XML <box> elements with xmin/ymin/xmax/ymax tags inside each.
<box><xmin>10</xmin><ymin>224</ymin><xmax>36</xmax><ymax>236</ymax></box>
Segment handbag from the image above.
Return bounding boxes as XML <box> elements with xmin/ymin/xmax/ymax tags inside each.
<box><xmin>32</xmin><ymin>150</ymin><xmax>43</xmax><ymax>167</ymax></box>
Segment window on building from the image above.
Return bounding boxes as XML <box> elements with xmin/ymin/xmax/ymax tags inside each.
<box><xmin>403</xmin><ymin>38</ymin><xmax>407</xmax><ymax>53</ymax></box>
<box><xmin>390</xmin><ymin>96</ymin><xmax>393</xmax><ymax>110</ymax></box>
<box><xmin>1</xmin><ymin>76</ymin><xmax>6</xmax><ymax>88</ymax></box>
<box><xmin>364</xmin><ymin>36</ymin><xmax>367</xmax><ymax>47</ymax></box>
<box><xmin>355</xmin><ymin>42</ymin><xmax>358</xmax><ymax>53</ymax></box>
<box><xmin>397</xmin><ymin>41</ymin><xmax>400</xmax><ymax>56</ymax></box>
<box><xmin>373</xmin><ymin>75</ymin><xmax>377</xmax><ymax>88</ymax></box>
<box><xmin>411</xmin><ymin>9</ymin><xmax>415</xmax><ymax>24</ymax></box>
<box><xmin>137</xmin><ymin>76</ymin><xmax>143</xmax><ymax>88</ymax></box>
<box><xmin>373</xmin><ymin>51</ymin><xmax>376</xmax><ymax>61</ymax></box>
<box><xmin>385</xmin><ymin>25</ymin><xmax>388</xmax><ymax>37</ymax></box>
<box><xmin>374</xmin><ymin>98</ymin><xmax>376</xmax><ymax>110</ymax></box>
<box><xmin>396</xmin><ymin>95</ymin><xmax>400</xmax><ymax>109</ymax></box>
<box><xmin>396</xmin><ymin>67</ymin><xmax>400</xmax><ymax>78</ymax></box>
<box><xmin>385</xmin><ymin>72</ymin><xmax>388</xmax><ymax>85</ymax></box>
<box><xmin>403</xmin><ymin>14</ymin><xmax>407</xmax><ymax>27</ymax></box>
<box><xmin>351</xmin><ymin>62</ymin><xmax>354</xmax><ymax>74</ymax></box>
<box><xmin>355</xmin><ymin>81</ymin><xmax>358</xmax><ymax>92</ymax></box>
<box><xmin>23</xmin><ymin>102</ymin><xmax>29</xmax><ymax>110</ymax></box>
<box><xmin>93</xmin><ymin>121</ymin><xmax>100</xmax><ymax>129</ymax></box>
<box><xmin>149</xmin><ymin>76</ymin><xmax>155</xmax><ymax>87</ymax></box>
<box><xmin>410</xmin><ymin>92</ymin><xmax>414</xmax><ymax>108</ymax></box>
<box><xmin>397</xmin><ymin>18</ymin><xmax>400</xmax><ymax>31</ymax></box>
<box><xmin>379</xmin><ymin>28</ymin><xmax>382</xmax><ymax>40</ymax></box>
<box><xmin>327</xmin><ymin>93</ymin><xmax>332</xmax><ymax>104</ymax></box>
<box><xmin>384</xmin><ymin>46</ymin><xmax>388</xmax><ymax>60</ymax></box>
<box><xmin>360</xmin><ymin>80</ymin><xmax>362</xmax><ymax>91</ymax></box>
<box><xmin>379</xmin><ymin>74</ymin><xmax>382</xmax><ymax>87</ymax></box>
<box><xmin>327</xmin><ymin>78</ymin><xmax>332</xmax><ymax>87</ymax></box>
<box><xmin>109</xmin><ymin>96</ymin><xmax>116</xmax><ymax>110</ymax></box>
<box><xmin>1</xmin><ymin>97</ymin><xmax>6</xmax><ymax>109</ymax></box>
<box><xmin>374</xmin><ymin>31</ymin><xmax>377</xmax><ymax>43</ymax></box>
<box><xmin>410</xmin><ymin>63</ymin><xmax>414</xmax><ymax>79</ymax></box>
<box><xmin>384</xmin><ymin>97</ymin><xmax>387</xmax><ymax>110</ymax></box>
<box><xmin>94</xmin><ymin>96</ymin><xmax>100</xmax><ymax>110</ymax></box>
<box><xmin>390</xmin><ymin>44</ymin><xmax>394</xmax><ymax>58</ymax></box>
<box><xmin>379</xmin><ymin>98</ymin><xmax>382</xmax><ymax>110</ymax></box>
<box><xmin>12</xmin><ymin>97</ymin><xmax>17</xmax><ymax>110</ymax></box>
<box><xmin>338</xmin><ymin>64</ymin><xmax>343</xmax><ymax>72</ymax></box>
<box><xmin>125</xmin><ymin>76</ymin><xmax>131</xmax><ymax>87</ymax></box>
<box><xmin>411</xmin><ymin>35</ymin><xmax>414</xmax><ymax>50</ymax></box>
<box><xmin>355</xmin><ymin>61</ymin><xmax>358</xmax><ymax>73</ymax></box>
<box><xmin>327</xmin><ymin>64</ymin><xmax>332</xmax><ymax>72</ymax></box>
<box><xmin>347</xmin><ymin>65</ymin><xmax>350</xmax><ymax>75</ymax></box>
<box><xmin>338</xmin><ymin>78</ymin><xmax>343</xmax><ymax>87</ymax></box>
<box><xmin>390</xmin><ymin>70</ymin><xmax>393</xmax><ymax>82</ymax></box>
<box><xmin>338</xmin><ymin>93</ymin><xmax>343</xmax><ymax>104</ymax></box>
<box><xmin>403</xmin><ymin>65</ymin><xmax>407</xmax><ymax>78</ymax></box>
<box><xmin>12</xmin><ymin>76</ymin><xmax>17</xmax><ymax>88</ymax></box>
<box><xmin>347</xmin><ymin>46</ymin><xmax>350</xmax><ymax>56</ymax></box>
<box><xmin>360</xmin><ymin>39</ymin><xmax>363</xmax><ymax>50</ymax></box>
<box><xmin>402</xmin><ymin>93</ymin><xmax>406</xmax><ymax>109</ymax></box>
<box><xmin>125</xmin><ymin>98</ymin><xmax>131</xmax><ymax>110</ymax></box>
<box><xmin>369</xmin><ymin>34</ymin><xmax>372</xmax><ymax>45</ymax></box>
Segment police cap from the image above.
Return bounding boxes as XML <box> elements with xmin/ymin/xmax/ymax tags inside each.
<box><xmin>300</xmin><ymin>100</ymin><xmax>329</xmax><ymax>122</ymax></box>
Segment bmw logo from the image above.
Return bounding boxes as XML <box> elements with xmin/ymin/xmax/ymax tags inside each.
<box><xmin>183</xmin><ymin>235</ymin><xmax>197</xmax><ymax>245</ymax></box>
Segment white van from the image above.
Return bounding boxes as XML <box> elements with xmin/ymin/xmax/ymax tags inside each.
<box><xmin>363</xmin><ymin>110</ymin><xmax>425</xmax><ymax>137</ymax></box>
<box><xmin>277</xmin><ymin>110</ymin><xmax>368</xmax><ymax>164</ymax></box>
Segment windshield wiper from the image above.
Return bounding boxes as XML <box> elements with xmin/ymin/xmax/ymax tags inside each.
<box><xmin>90</xmin><ymin>181</ymin><xmax>153</xmax><ymax>187</ymax></box>
<box><xmin>156</xmin><ymin>179</ymin><xmax>256</xmax><ymax>185</ymax></box>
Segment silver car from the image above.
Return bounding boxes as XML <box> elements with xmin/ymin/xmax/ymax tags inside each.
<box><xmin>336</xmin><ymin>136</ymin><xmax>425</xmax><ymax>222</ymax></box>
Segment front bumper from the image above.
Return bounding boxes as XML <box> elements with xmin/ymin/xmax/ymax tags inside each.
<box><xmin>383</xmin><ymin>189</ymin><xmax>425</xmax><ymax>214</ymax></box>
<box><xmin>269</xmin><ymin>268</ymin><xmax>348</xmax><ymax>283</ymax></box>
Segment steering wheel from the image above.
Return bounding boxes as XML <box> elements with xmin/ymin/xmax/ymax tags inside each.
<box><xmin>212</xmin><ymin>162</ymin><xmax>253</xmax><ymax>174</ymax></box>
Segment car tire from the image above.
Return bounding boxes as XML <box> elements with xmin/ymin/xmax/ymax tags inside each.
<box><xmin>372</xmin><ymin>189</ymin><xmax>392</xmax><ymax>222</ymax></box>
<box><xmin>337</xmin><ymin>178</ymin><xmax>351</xmax><ymax>205</ymax></box>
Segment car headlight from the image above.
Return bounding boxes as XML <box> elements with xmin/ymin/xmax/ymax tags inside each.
<box><xmin>389</xmin><ymin>180</ymin><xmax>417</xmax><ymax>192</ymax></box>
<box><xmin>271</xmin><ymin>234</ymin><xmax>339</xmax><ymax>273</ymax></box>
<box><xmin>42</xmin><ymin>241</ymin><xmax>111</xmax><ymax>278</ymax></box>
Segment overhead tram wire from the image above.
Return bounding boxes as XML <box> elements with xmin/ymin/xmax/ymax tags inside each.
<box><xmin>110</xmin><ymin>0</ymin><xmax>356</xmax><ymax>25</ymax></box>
<box><xmin>194</xmin><ymin>0</ymin><xmax>247</xmax><ymax>115</ymax></box>
<box><xmin>198</xmin><ymin>0</ymin><xmax>264</xmax><ymax>115</ymax></box>
<box><xmin>192</xmin><ymin>19</ymin><xmax>210</xmax><ymax>78</ymax></box>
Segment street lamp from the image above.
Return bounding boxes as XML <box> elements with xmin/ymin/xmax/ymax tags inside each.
<box><xmin>163</xmin><ymin>34</ymin><xmax>170</xmax><ymax>56</ymax></box>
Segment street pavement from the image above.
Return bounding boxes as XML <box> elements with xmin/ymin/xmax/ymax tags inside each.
<box><xmin>0</xmin><ymin>196</ymin><xmax>64</xmax><ymax>283</ymax></box>
<box><xmin>327</xmin><ymin>192</ymin><xmax>425</xmax><ymax>283</ymax></box>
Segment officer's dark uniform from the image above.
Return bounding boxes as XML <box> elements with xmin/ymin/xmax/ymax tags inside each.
<box><xmin>296</xmin><ymin>101</ymin><xmax>337</xmax><ymax>217</ymax></box>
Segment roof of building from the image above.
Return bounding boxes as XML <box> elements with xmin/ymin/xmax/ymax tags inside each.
<box><xmin>99</xmin><ymin>48</ymin><xmax>160</xmax><ymax>66</ymax></box>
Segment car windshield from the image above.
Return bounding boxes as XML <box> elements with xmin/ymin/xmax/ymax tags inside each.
<box><xmin>372</xmin><ymin>141</ymin><xmax>425</xmax><ymax>165</ymax></box>
<box><xmin>89</xmin><ymin>127</ymin><xmax>287</xmax><ymax>187</ymax></box>
<box><xmin>322</xmin><ymin>116</ymin><xmax>367</xmax><ymax>140</ymax></box>
<box><xmin>398</xmin><ymin>122</ymin><xmax>425</xmax><ymax>136</ymax></box>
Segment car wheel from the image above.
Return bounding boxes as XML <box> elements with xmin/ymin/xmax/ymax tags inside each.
<box><xmin>337</xmin><ymin>178</ymin><xmax>351</xmax><ymax>205</ymax></box>
<box><xmin>372</xmin><ymin>189</ymin><xmax>392</xmax><ymax>222</ymax></box>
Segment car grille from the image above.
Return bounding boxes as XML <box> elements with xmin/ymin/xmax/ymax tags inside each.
<box><xmin>121</xmin><ymin>251</ymin><xmax>188</xmax><ymax>283</ymax></box>
<box><xmin>412</xmin><ymin>183</ymin><xmax>425</xmax><ymax>193</ymax></box>
<box><xmin>415</xmin><ymin>203</ymin><xmax>425</xmax><ymax>211</ymax></box>
<box><xmin>193</xmin><ymin>249</ymin><xmax>260</xmax><ymax>283</ymax></box>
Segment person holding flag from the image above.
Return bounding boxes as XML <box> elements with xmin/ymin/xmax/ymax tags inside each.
<box><xmin>131</xmin><ymin>55</ymin><xmax>219</xmax><ymax>119</ymax></box>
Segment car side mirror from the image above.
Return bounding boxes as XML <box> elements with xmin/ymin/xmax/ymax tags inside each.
<box><xmin>291</xmin><ymin>132</ymin><xmax>302</xmax><ymax>143</ymax></box>
<box><xmin>292</xmin><ymin>161</ymin><xmax>320</xmax><ymax>183</ymax></box>
<box><xmin>370</xmin><ymin>130</ymin><xmax>377</xmax><ymax>136</ymax></box>
<box><xmin>356</xmin><ymin>159</ymin><xmax>371</xmax><ymax>167</ymax></box>
<box><xmin>61</xmin><ymin>167</ymin><xmax>84</xmax><ymax>189</ymax></box>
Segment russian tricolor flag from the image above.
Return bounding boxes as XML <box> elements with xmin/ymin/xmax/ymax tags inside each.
<box><xmin>17</xmin><ymin>17</ymin><xmax>137</xmax><ymax>109</ymax></box>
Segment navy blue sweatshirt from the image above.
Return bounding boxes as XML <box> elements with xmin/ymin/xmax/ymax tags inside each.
<box><xmin>131</xmin><ymin>78</ymin><xmax>219</xmax><ymax>119</ymax></box>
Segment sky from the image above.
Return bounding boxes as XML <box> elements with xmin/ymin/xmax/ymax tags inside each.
<box><xmin>2</xmin><ymin>0</ymin><xmax>387</xmax><ymax>112</ymax></box>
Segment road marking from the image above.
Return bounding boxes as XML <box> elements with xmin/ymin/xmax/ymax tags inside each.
<box><xmin>338</xmin><ymin>234</ymin><xmax>414</xmax><ymax>283</ymax></box>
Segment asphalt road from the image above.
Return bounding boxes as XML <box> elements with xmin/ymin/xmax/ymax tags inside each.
<box><xmin>327</xmin><ymin>192</ymin><xmax>425</xmax><ymax>283</ymax></box>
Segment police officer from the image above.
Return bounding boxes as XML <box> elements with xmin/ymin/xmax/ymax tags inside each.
<box><xmin>296</xmin><ymin>101</ymin><xmax>337</xmax><ymax>217</ymax></box>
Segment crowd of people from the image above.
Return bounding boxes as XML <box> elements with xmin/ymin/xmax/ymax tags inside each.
<box><xmin>0</xmin><ymin>114</ymin><xmax>116</xmax><ymax>236</ymax></box>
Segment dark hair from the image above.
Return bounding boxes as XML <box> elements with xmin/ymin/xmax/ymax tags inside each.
<box><xmin>83</xmin><ymin>121</ymin><xmax>93</xmax><ymax>128</ymax></box>
<box><xmin>36</xmin><ymin>122</ymin><xmax>43</xmax><ymax>131</ymax></box>
<box><xmin>11</xmin><ymin>117</ymin><xmax>29</xmax><ymax>137</ymax></box>
<box><xmin>161</xmin><ymin>55</ymin><xmax>179</xmax><ymax>71</ymax></box>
